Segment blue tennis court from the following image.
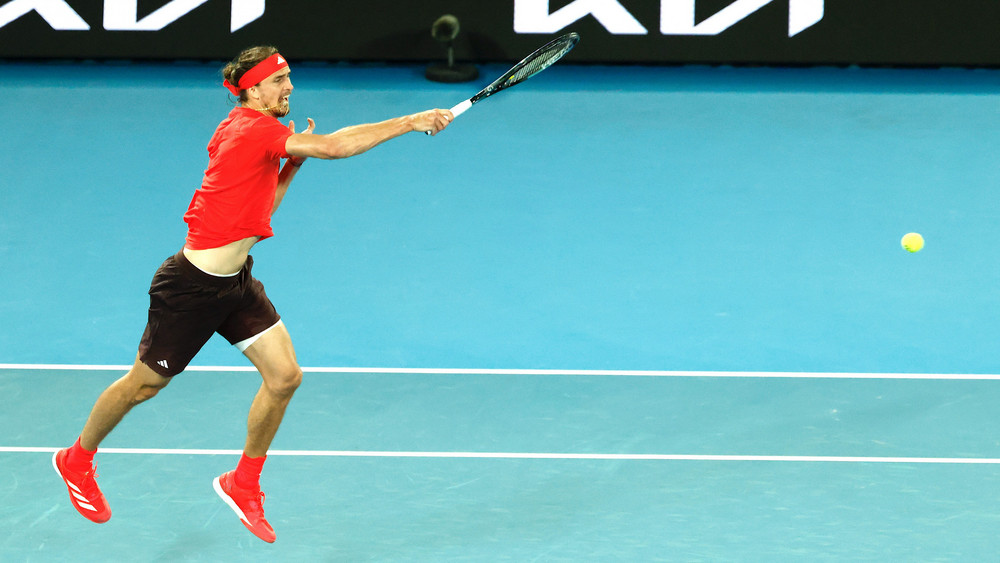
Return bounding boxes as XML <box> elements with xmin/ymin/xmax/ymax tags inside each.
<box><xmin>2</xmin><ymin>61</ymin><xmax>1000</xmax><ymax>560</ymax></box>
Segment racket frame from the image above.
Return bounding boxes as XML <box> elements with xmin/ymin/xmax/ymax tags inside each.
<box><xmin>429</xmin><ymin>32</ymin><xmax>580</xmax><ymax>131</ymax></box>
<box><xmin>466</xmin><ymin>32</ymin><xmax>580</xmax><ymax>107</ymax></box>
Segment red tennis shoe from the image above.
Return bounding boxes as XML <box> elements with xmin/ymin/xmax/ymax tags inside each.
<box><xmin>213</xmin><ymin>470</ymin><xmax>276</xmax><ymax>543</ymax></box>
<box><xmin>52</xmin><ymin>448</ymin><xmax>111</xmax><ymax>523</ymax></box>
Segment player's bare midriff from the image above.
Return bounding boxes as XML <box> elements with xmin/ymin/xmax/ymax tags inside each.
<box><xmin>183</xmin><ymin>236</ymin><xmax>259</xmax><ymax>276</ymax></box>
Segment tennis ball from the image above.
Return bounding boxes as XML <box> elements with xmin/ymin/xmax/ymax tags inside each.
<box><xmin>901</xmin><ymin>232</ymin><xmax>924</xmax><ymax>253</ymax></box>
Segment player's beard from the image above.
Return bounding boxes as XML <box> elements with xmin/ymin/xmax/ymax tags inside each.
<box><xmin>270</xmin><ymin>98</ymin><xmax>290</xmax><ymax>117</ymax></box>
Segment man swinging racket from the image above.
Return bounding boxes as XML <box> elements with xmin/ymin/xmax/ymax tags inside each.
<box><xmin>52</xmin><ymin>45</ymin><xmax>453</xmax><ymax>543</ymax></box>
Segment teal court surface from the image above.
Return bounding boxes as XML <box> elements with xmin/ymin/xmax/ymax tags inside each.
<box><xmin>1</xmin><ymin>61</ymin><xmax>1000</xmax><ymax>560</ymax></box>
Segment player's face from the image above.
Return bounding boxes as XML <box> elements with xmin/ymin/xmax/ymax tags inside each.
<box><xmin>249</xmin><ymin>67</ymin><xmax>293</xmax><ymax>117</ymax></box>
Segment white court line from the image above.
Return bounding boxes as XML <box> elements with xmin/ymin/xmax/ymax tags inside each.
<box><xmin>8</xmin><ymin>367</ymin><xmax>994</xmax><ymax>465</ymax></box>
<box><xmin>1</xmin><ymin>363</ymin><xmax>1000</xmax><ymax>380</ymax></box>
<box><xmin>2</xmin><ymin>446</ymin><xmax>1000</xmax><ymax>464</ymax></box>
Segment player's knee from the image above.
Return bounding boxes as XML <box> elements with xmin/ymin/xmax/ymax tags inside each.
<box><xmin>130</xmin><ymin>375</ymin><xmax>170</xmax><ymax>403</ymax></box>
<box><xmin>266</xmin><ymin>364</ymin><xmax>302</xmax><ymax>398</ymax></box>
<box><xmin>134</xmin><ymin>382</ymin><xmax>167</xmax><ymax>403</ymax></box>
<box><xmin>124</xmin><ymin>363</ymin><xmax>171</xmax><ymax>404</ymax></box>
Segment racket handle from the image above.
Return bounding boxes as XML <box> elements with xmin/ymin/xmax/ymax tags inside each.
<box><xmin>424</xmin><ymin>99</ymin><xmax>473</xmax><ymax>135</ymax></box>
<box><xmin>449</xmin><ymin>99</ymin><xmax>472</xmax><ymax>117</ymax></box>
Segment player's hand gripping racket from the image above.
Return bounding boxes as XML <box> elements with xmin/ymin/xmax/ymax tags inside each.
<box><xmin>427</xmin><ymin>32</ymin><xmax>580</xmax><ymax>134</ymax></box>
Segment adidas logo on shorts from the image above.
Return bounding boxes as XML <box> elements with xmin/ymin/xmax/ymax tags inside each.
<box><xmin>157</xmin><ymin>360</ymin><xmax>169</xmax><ymax>370</ymax></box>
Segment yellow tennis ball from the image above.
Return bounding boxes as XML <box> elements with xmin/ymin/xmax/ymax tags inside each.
<box><xmin>901</xmin><ymin>232</ymin><xmax>924</xmax><ymax>253</ymax></box>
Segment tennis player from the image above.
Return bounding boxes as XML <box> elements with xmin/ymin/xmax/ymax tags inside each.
<box><xmin>52</xmin><ymin>46</ymin><xmax>453</xmax><ymax>543</ymax></box>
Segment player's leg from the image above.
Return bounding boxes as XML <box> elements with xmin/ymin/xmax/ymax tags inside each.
<box><xmin>213</xmin><ymin>321</ymin><xmax>301</xmax><ymax>543</ymax></box>
<box><xmin>241</xmin><ymin>322</ymin><xmax>302</xmax><ymax>456</ymax></box>
<box><xmin>73</xmin><ymin>249</ymin><xmax>225</xmax><ymax>450</ymax></box>
<box><xmin>55</xmin><ymin>250</ymin><xmax>227</xmax><ymax>524</ymax></box>
<box><xmin>215</xmin><ymin>261</ymin><xmax>300</xmax><ymax>458</ymax></box>
<box><xmin>80</xmin><ymin>354</ymin><xmax>173</xmax><ymax>450</ymax></box>
<box><xmin>53</xmin><ymin>355</ymin><xmax>172</xmax><ymax>524</ymax></box>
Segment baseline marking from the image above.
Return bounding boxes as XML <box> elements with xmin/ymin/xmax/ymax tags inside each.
<box><xmin>3</xmin><ymin>447</ymin><xmax>1000</xmax><ymax>464</ymax></box>
<box><xmin>1</xmin><ymin>364</ymin><xmax>999</xmax><ymax>380</ymax></box>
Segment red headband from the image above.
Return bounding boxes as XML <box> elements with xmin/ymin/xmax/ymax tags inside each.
<box><xmin>224</xmin><ymin>53</ymin><xmax>288</xmax><ymax>95</ymax></box>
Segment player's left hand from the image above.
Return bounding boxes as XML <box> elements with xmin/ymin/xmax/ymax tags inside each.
<box><xmin>289</xmin><ymin>118</ymin><xmax>316</xmax><ymax>135</ymax></box>
<box><xmin>287</xmin><ymin>118</ymin><xmax>316</xmax><ymax>165</ymax></box>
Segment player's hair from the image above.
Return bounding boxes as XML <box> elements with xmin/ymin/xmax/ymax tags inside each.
<box><xmin>222</xmin><ymin>45</ymin><xmax>280</xmax><ymax>101</ymax></box>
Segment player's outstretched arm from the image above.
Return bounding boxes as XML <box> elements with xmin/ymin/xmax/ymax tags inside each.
<box><xmin>285</xmin><ymin>109</ymin><xmax>452</xmax><ymax>160</ymax></box>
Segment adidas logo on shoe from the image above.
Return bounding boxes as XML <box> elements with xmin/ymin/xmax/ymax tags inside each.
<box><xmin>213</xmin><ymin>471</ymin><xmax>276</xmax><ymax>543</ymax></box>
<box><xmin>52</xmin><ymin>448</ymin><xmax>111</xmax><ymax>524</ymax></box>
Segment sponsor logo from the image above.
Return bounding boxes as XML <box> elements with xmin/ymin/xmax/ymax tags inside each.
<box><xmin>0</xmin><ymin>0</ymin><xmax>266</xmax><ymax>32</ymax></box>
<box><xmin>514</xmin><ymin>0</ymin><xmax>824</xmax><ymax>37</ymax></box>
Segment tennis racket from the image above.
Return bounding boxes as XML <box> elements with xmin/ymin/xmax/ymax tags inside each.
<box><xmin>427</xmin><ymin>32</ymin><xmax>580</xmax><ymax>134</ymax></box>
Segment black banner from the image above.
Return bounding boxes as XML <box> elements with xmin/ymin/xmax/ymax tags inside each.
<box><xmin>0</xmin><ymin>1</ymin><xmax>998</xmax><ymax>67</ymax></box>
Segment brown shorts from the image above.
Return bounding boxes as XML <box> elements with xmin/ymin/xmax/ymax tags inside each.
<box><xmin>138</xmin><ymin>251</ymin><xmax>281</xmax><ymax>377</ymax></box>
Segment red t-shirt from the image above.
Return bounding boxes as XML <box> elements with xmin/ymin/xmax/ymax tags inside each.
<box><xmin>183</xmin><ymin>107</ymin><xmax>293</xmax><ymax>250</ymax></box>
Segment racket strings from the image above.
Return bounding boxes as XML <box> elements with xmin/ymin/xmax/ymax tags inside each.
<box><xmin>506</xmin><ymin>41</ymin><xmax>577</xmax><ymax>86</ymax></box>
<box><xmin>468</xmin><ymin>32</ymin><xmax>580</xmax><ymax>104</ymax></box>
